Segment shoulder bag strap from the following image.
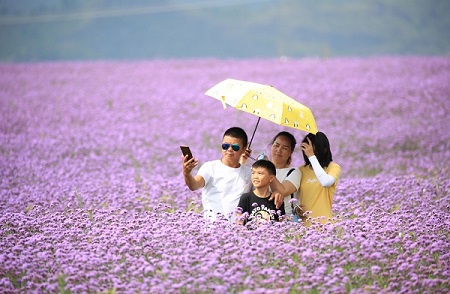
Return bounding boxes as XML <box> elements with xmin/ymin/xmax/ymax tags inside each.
<box><xmin>286</xmin><ymin>168</ymin><xmax>296</xmax><ymax>211</ymax></box>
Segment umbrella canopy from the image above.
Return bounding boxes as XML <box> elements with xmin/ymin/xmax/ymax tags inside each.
<box><xmin>205</xmin><ymin>78</ymin><xmax>318</xmax><ymax>146</ymax></box>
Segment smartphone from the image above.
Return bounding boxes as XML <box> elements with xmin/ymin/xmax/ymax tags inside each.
<box><xmin>180</xmin><ymin>145</ymin><xmax>193</xmax><ymax>160</ymax></box>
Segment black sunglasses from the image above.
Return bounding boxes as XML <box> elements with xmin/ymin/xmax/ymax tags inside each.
<box><xmin>221</xmin><ymin>143</ymin><xmax>240</xmax><ymax>151</ymax></box>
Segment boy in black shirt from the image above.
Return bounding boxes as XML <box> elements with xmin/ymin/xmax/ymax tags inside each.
<box><xmin>236</xmin><ymin>160</ymin><xmax>286</xmax><ymax>226</ymax></box>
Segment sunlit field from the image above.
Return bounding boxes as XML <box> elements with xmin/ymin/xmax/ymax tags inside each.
<box><xmin>1</xmin><ymin>57</ymin><xmax>449</xmax><ymax>293</ymax></box>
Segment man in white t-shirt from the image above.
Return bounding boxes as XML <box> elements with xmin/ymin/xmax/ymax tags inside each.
<box><xmin>182</xmin><ymin>127</ymin><xmax>252</xmax><ymax>222</ymax></box>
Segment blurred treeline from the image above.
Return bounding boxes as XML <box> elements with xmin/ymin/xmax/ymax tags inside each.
<box><xmin>0</xmin><ymin>0</ymin><xmax>449</xmax><ymax>62</ymax></box>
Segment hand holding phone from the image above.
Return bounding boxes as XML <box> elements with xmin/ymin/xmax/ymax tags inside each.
<box><xmin>180</xmin><ymin>145</ymin><xmax>193</xmax><ymax>160</ymax></box>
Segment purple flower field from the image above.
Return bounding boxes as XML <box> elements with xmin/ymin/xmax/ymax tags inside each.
<box><xmin>1</xmin><ymin>57</ymin><xmax>449</xmax><ymax>293</ymax></box>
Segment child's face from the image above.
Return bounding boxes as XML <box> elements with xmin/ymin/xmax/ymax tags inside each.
<box><xmin>251</xmin><ymin>167</ymin><xmax>273</xmax><ymax>188</ymax></box>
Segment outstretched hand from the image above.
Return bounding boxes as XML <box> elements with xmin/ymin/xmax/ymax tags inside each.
<box><xmin>182</xmin><ymin>155</ymin><xmax>198</xmax><ymax>176</ymax></box>
<box><xmin>269</xmin><ymin>191</ymin><xmax>284</xmax><ymax>209</ymax></box>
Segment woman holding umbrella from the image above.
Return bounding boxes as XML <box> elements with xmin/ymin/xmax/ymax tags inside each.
<box><xmin>241</xmin><ymin>131</ymin><xmax>301</xmax><ymax>220</ymax></box>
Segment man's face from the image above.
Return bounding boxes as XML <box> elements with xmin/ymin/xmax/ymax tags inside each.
<box><xmin>221</xmin><ymin>135</ymin><xmax>245</xmax><ymax>165</ymax></box>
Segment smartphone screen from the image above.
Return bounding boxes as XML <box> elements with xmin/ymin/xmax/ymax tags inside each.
<box><xmin>180</xmin><ymin>145</ymin><xmax>193</xmax><ymax>160</ymax></box>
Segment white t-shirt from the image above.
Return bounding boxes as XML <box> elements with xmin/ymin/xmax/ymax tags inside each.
<box><xmin>276</xmin><ymin>167</ymin><xmax>301</xmax><ymax>216</ymax></box>
<box><xmin>197</xmin><ymin>160</ymin><xmax>252</xmax><ymax>221</ymax></box>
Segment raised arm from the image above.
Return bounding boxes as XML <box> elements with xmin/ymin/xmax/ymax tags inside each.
<box><xmin>301</xmin><ymin>137</ymin><xmax>336</xmax><ymax>188</ymax></box>
<box><xmin>239</xmin><ymin>148</ymin><xmax>253</xmax><ymax>165</ymax></box>
<box><xmin>182</xmin><ymin>155</ymin><xmax>204</xmax><ymax>191</ymax></box>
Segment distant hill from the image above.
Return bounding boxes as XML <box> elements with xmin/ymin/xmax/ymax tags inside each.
<box><xmin>0</xmin><ymin>0</ymin><xmax>449</xmax><ymax>62</ymax></box>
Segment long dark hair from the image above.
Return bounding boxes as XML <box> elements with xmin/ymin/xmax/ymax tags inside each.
<box><xmin>302</xmin><ymin>131</ymin><xmax>333</xmax><ymax>168</ymax></box>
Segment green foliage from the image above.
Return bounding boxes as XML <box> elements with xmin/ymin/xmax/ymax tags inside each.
<box><xmin>57</xmin><ymin>273</ymin><xmax>70</xmax><ymax>294</ymax></box>
<box><xmin>6</xmin><ymin>271</ymin><xmax>26</xmax><ymax>289</ymax></box>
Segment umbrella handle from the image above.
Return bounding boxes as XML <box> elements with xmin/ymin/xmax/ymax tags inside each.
<box><xmin>248</xmin><ymin>117</ymin><xmax>260</xmax><ymax>149</ymax></box>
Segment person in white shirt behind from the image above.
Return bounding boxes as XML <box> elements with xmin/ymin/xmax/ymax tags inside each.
<box><xmin>266</xmin><ymin>131</ymin><xmax>302</xmax><ymax>220</ymax></box>
<box><xmin>241</xmin><ymin>131</ymin><xmax>301</xmax><ymax>221</ymax></box>
<box><xmin>182</xmin><ymin>127</ymin><xmax>252</xmax><ymax>222</ymax></box>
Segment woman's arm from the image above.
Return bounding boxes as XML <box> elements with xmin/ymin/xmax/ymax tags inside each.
<box><xmin>308</xmin><ymin>155</ymin><xmax>335</xmax><ymax>187</ymax></box>
<box><xmin>269</xmin><ymin>171</ymin><xmax>299</xmax><ymax>209</ymax></box>
<box><xmin>301</xmin><ymin>137</ymin><xmax>335</xmax><ymax>188</ymax></box>
<box><xmin>270</xmin><ymin>177</ymin><xmax>296</xmax><ymax>197</ymax></box>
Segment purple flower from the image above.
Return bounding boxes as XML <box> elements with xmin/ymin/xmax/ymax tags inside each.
<box><xmin>0</xmin><ymin>57</ymin><xmax>448</xmax><ymax>294</ymax></box>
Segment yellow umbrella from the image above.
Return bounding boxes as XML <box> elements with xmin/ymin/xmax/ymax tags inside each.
<box><xmin>205</xmin><ymin>78</ymin><xmax>318</xmax><ymax>147</ymax></box>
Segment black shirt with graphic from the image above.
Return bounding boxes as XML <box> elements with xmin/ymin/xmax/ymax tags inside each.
<box><xmin>237</xmin><ymin>191</ymin><xmax>285</xmax><ymax>225</ymax></box>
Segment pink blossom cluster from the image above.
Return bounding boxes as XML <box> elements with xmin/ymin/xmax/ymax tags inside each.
<box><xmin>0</xmin><ymin>57</ymin><xmax>449</xmax><ymax>293</ymax></box>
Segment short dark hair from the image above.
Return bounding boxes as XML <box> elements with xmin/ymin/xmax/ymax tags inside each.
<box><xmin>252</xmin><ymin>160</ymin><xmax>276</xmax><ymax>176</ymax></box>
<box><xmin>223</xmin><ymin>127</ymin><xmax>248</xmax><ymax>148</ymax></box>
<box><xmin>302</xmin><ymin>131</ymin><xmax>333</xmax><ymax>168</ymax></box>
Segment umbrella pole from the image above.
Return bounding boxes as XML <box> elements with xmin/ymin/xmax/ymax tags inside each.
<box><xmin>248</xmin><ymin>117</ymin><xmax>260</xmax><ymax>149</ymax></box>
